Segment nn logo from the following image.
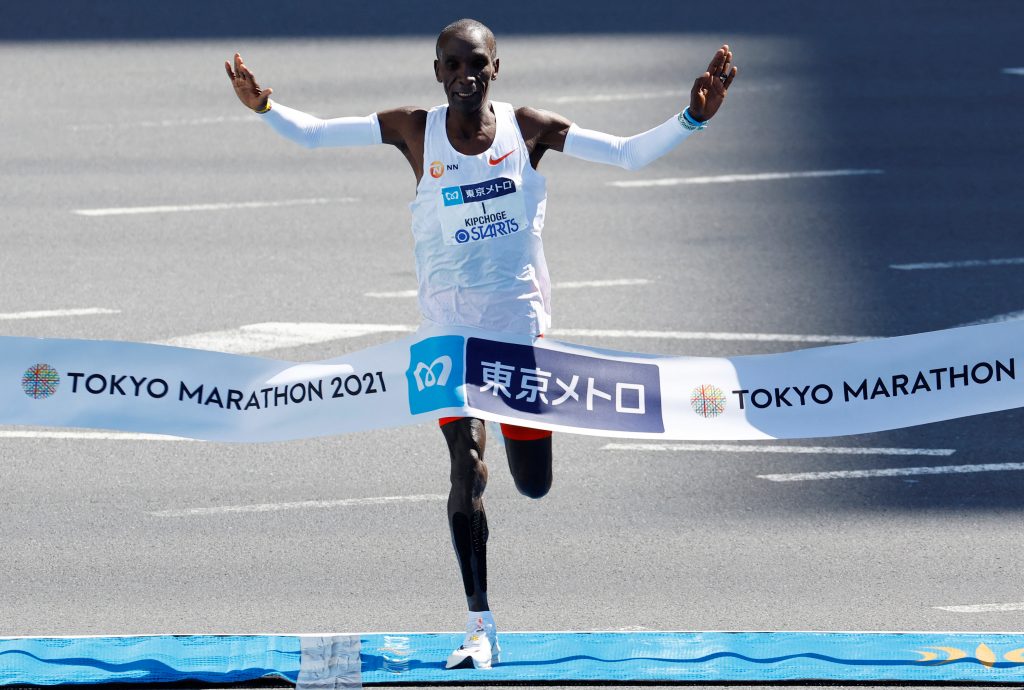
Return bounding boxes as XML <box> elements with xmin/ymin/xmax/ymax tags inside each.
<box><xmin>407</xmin><ymin>335</ymin><xmax>465</xmax><ymax>414</ymax></box>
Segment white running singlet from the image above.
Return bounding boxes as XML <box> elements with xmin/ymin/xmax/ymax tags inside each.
<box><xmin>410</xmin><ymin>102</ymin><xmax>551</xmax><ymax>336</ymax></box>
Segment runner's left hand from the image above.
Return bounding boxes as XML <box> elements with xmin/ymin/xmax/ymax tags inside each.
<box><xmin>689</xmin><ymin>45</ymin><xmax>737</xmax><ymax>122</ymax></box>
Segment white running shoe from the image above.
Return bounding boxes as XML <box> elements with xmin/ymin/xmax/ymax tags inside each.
<box><xmin>445</xmin><ymin>613</ymin><xmax>500</xmax><ymax>669</ymax></box>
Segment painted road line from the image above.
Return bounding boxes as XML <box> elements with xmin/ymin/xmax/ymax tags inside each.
<box><xmin>604</xmin><ymin>443</ymin><xmax>955</xmax><ymax>457</ymax></box>
<box><xmin>0</xmin><ymin>430</ymin><xmax>189</xmax><ymax>441</ymax></box>
<box><xmin>1003</xmin><ymin>68</ymin><xmax>1024</xmax><ymax>76</ymax></box>
<box><xmin>0</xmin><ymin>307</ymin><xmax>119</xmax><ymax>321</ymax></box>
<box><xmin>759</xmin><ymin>462</ymin><xmax>1024</xmax><ymax>482</ymax></box>
<box><xmin>554</xmin><ymin>278</ymin><xmax>651</xmax><ymax>288</ymax></box>
<box><xmin>546</xmin><ymin>84</ymin><xmax>782</xmax><ymax>104</ymax></box>
<box><xmin>364</xmin><ymin>289</ymin><xmax>418</xmax><ymax>298</ymax></box>
<box><xmin>959</xmin><ymin>310</ymin><xmax>1024</xmax><ymax>327</ymax></box>
<box><xmin>69</xmin><ymin>115</ymin><xmax>255</xmax><ymax>131</ymax></box>
<box><xmin>549</xmin><ymin>89</ymin><xmax>683</xmax><ymax>104</ymax></box>
<box><xmin>935</xmin><ymin>602</ymin><xmax>1024</xmax><ymax>613</ymax></box>
<box><xmin>609</xmin><ymin>168</ymin><xmax>884</xmax><ymax>189</ymax></box>
<box><xmin>160</xmin><ymin>322</ymin><xmax>415</xmax><ymax>355</ymax></box>
<box><xmin>365</xmin><ymin>278</ymin><xmax>652</xmax><ymax>298</ymax></box>
<box><xmin>162</xmin><ymin>322</ymin><xmax>873</xmax><ymax>354</ymax></box>
<box><xmin>891</xmin><ymin>257</ymin><xmax>1024</xmax><ymax>271</ymax></box>
<box><xmin>148</xmin><ymin>493</ymin><xmax>446</xmax><ymax>517</ymax></box>
<box><xmin>551</xmin><ymin>328</ymin><xmax>872</xmax><ymax>344</ymax></box>
<box><xmin>74</xmin><ymin>197</ymin><xmax>356</xmax><ymax>217</ymax></box>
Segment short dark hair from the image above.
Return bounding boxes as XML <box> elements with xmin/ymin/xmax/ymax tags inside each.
<box><xmin>436</xmin><ymin>18</ymin><xmax>497</xmax><ymax>59</ymax></box>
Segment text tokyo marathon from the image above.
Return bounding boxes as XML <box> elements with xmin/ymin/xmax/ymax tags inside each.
<box><xmin>732</xmin><ymin>359</ymin><xmax>1015</xmax><ymax>410</ymax></box>
<box><xmin>64</xmin><ymin>371</ymin><xmax>387</xmax><ymax>411</ymax></box>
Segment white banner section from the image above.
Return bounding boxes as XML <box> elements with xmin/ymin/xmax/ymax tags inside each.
<box><xmin>3</xmin><ymin>321</ymin><xmax>1021</xmax><ymax>441</ymax></box>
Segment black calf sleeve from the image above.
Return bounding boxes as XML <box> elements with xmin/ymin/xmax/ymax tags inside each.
<box><xmin>452</xmin><ymin>510</ymin><xmax>488</xmax><ymax>597</ymax></box>
<box><xmin>452</xmin><ymin>512</ymin><xmax>475</xmax><ymax>597</ymax></box>
<box><xmin>471</xmin><ymin>509</ymin><xmax>488</xmax><ymax>587</ymax></box>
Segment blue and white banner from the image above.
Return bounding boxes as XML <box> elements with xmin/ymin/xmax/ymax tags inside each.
<box><xmin>3</xmin><ymin>631</ymin><xmax>1024</xmax><ymax>685</ymax></box>
<box><xmin>2</xmin><ymin>321</ymin><xmax>1022</xmax><ymax>441</ymax></box>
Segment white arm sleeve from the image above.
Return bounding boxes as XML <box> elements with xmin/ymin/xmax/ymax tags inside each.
<box><xmin>260</xmin><ymin>100</ymin><xmax>382</xmax><ymax>148</ymax></box>
<box><xmin>562</xmin><ymin>114</ymin><xmax>693</xmax><ymax>170</ymax></box>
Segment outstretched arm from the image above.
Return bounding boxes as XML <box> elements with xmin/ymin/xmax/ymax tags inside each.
<box><xmin>519</xmin><ymin>45</ymin><xmax>737</xmax><ymax>170</ymax></box>
<box><xmin>225</xmin><ymin>53</ymin><xmax>381</xmax><ymax>149</ymax></box>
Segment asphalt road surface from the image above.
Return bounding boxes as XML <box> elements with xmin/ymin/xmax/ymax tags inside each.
<box><xmin>2</xmin><ymin>2</ymin><xmax>1023</xmax><ymax>688</ymax></box>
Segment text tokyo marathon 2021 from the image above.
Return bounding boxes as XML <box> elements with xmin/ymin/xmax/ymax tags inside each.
<box><xmin>50</xmin><ymin>356</ymin><xmax>1017</xmax><ymax>415</ymax></box>
<box><xmin>732</xmin><ymin>358</ymin><xmax>1016</xmax><ymax>411</ymax></box>
<box><xmin>62</xmin><ymin>371</ymin><xmax>388</xmax><ymax>411</ymax></box>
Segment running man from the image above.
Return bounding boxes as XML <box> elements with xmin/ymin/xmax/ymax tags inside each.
<box><xmin>226</xmin><ymin>19</ymin><xmax>736</xmax><ymax>669</ymax></box>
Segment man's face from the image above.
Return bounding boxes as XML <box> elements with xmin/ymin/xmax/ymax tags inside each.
<box><xmin>434</xmin><ymin>29</ymin><xmax>499</xmax><ymax>116</ymax></box>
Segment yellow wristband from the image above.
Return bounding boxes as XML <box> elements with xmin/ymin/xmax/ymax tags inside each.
<box><xmin>254</xmin><ymin>99</ymin><xmax>271</xmax><ymax>114</ymax></box>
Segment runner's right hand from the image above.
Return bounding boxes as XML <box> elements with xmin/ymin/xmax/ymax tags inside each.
<box><xmin>225</xmin><ymin>52</ymin><xmax>273</xmax><ymax>111</ymax></box>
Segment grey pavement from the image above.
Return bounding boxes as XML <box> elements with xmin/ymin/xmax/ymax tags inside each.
<box><xmin>1</xmin><ymin>1</ymin><xmax>1023</xmax><ymax>687</ymax></box>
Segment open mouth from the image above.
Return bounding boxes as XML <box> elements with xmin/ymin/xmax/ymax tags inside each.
<box><xmin>452</xmin><ymin>86</ymin><xmax>480</xmax><ymax>101</ymax></box>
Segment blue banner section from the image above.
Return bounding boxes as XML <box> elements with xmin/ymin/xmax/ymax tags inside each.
<box><xmin>465</xmin><ymin>337</ymin><xmax>665</xmax><ymax>433</ymax></box>
<box><xmin>0</xmin><ymin>635</ymin><xmax>301</xmax><ymax>686</ymax></box>
<box><xmin>4</xmin><ymin>631</ymin><xmax>1024</xmax><ymax>685</ymax></box>
<box><xmin>406</xmin><ymin>335</ymin><xmax>465</xmax><ymax>414</ymax></box>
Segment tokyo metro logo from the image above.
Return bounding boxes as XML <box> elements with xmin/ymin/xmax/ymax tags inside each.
<box><xmin>22</xmin><ymin>363</ymin><xmax>60</xmax><ymax>399</ymax></box>
<box><xmin>412</xmin><ymin>355</ymin><xmax>453</xmax><ymax>391</ymax></box>
<box><xmin>407</xmin><ymin>335</ymin><xmax>465</xmax><ymax>414</ymax></box>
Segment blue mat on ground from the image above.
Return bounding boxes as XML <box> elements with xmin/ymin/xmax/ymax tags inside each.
<box><xmin>3</xmin><ymin>631</ymin><xmax>1024</xmax><ymax>685</ymax></box>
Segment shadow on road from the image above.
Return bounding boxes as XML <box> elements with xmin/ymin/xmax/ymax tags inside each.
<box><xmin>0</xmin><ymin>0</ymin><xmax>1016</xmax><ymax>41</ymax></box>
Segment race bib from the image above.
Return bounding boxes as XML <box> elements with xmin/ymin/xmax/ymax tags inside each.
<box><xmin>438</xmin><ymin>176</ymin><xmax>528</xmax><ymax>246</ymax></box>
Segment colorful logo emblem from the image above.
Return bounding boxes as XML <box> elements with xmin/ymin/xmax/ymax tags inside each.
<box><xmin>691</xmin><ymin>384</ymin><xmax>726</xmax><ymax>418</ymax></box>
<box><xmin>22</xmin><ymin>363</ymin><xmax>60</xmax><ymax>399</ymax></box>
<box><xmin>407</xmin><ymin>335</ymin><xmax>465</xmax><ymax>414</ymax></box>
<box><xmin>429</xmin><ymin>160</ymin><xmax>444</xmax><ymax>178</ymax></box>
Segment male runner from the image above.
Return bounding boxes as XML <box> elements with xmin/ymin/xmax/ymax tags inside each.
<box><xmin>226</xmin><ymin>19</ymin><xmax>736</xmax><ymax>669</ymax></box>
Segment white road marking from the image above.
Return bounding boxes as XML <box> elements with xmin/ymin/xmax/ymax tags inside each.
<box><xmin>364</xmin><ymin>289</ymin><xmax>418</xmax><ymax>298</ymax></box>
<box><xmin>604</xmin><ymin>443</ymin><xmax>955</xmax><ymax>457</ymax></box>
<box><xmin>553</xmin><ymin>278</ymin><xmax>651</xmax><ymax>288</ymax></box>
<box><xmin>545</xmin><ymin>83</ymin><xmax>782</xmax><ymax>104</ymax></box>
<box><xmin>159</xmin><ymin>322</ymin><xmax>415</xmax><ymax>354</ymax></box>
<box><xmin>160</xmin><ymin>322</ymin><xmax>875</xmax><ymax>355</ymax></box>
<box><xmin>934</xmin><ymin>602</ymin><xmax>1024</xmax><ymax>613</ymax></box>
<box><xmin>551</xmin><ymin>328</ymin><xmax>872</xmax><ymax>343</ymax></box>
<box><xmin>609</xmin><ymin>169</ymin><xmax>884</xmax><ymax>189</ymax></box>
<box><xmin>365</xmin><ymin>278</ymin><xmax>652</xmax><ymax>298</ymax></box>
<box><xmin>891</xmin><ymin>257</ymin><xmax>1024</xmax><ymax>271</ymax></box>
<box><xmin>0</xmin><ymin>307</ymin><xmax>119</xmax><ymax>321</ymax></box>
<box><xmin>1003</xmin><ymin>68</ymin><xmax>1024</xmax><ymax>76</ymax></box>
<box><xmin>74</xmin><ymin>197</ymin><xmax>355</xmax><ymax>217</ymax></box>
<box><xmin>69</xmin><ymin>115</ymin><xmax>255</xmax><ymax>131</ymax></box>
<box><xmin>759</xmin><ymin>462</ymin><xmax>1024</xmax><ymax>482</ymax></box>
<box><xmin>548</xmin><ymin>89</ymin><xmax>684</xmax><ymax>104</ymax></box>
<box><xmin>0</xmin><ymin>430</ymin><xmax>189</xmax><ymax>441</ymax></box>
<box><xmin>148</xmin><ymin>493</ymin><xmax>446</xmax><ymax>517</ymax></box>
<box><xmin>958</xmin><ymin>310</ymin><xmax>1024</xmax><ymax>326</ymax></box>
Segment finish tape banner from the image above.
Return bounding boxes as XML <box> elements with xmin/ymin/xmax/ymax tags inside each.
<box><xmin>2</xmin><ymin>321</ymin><xmax>1022</xmax><ymax>441</ymax></box>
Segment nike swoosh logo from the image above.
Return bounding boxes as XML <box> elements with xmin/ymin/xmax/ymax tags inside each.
<box><xmin>488</xmin><ymin>149</ymin><xmax>516</xmax><ymax>165</ymax></box>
